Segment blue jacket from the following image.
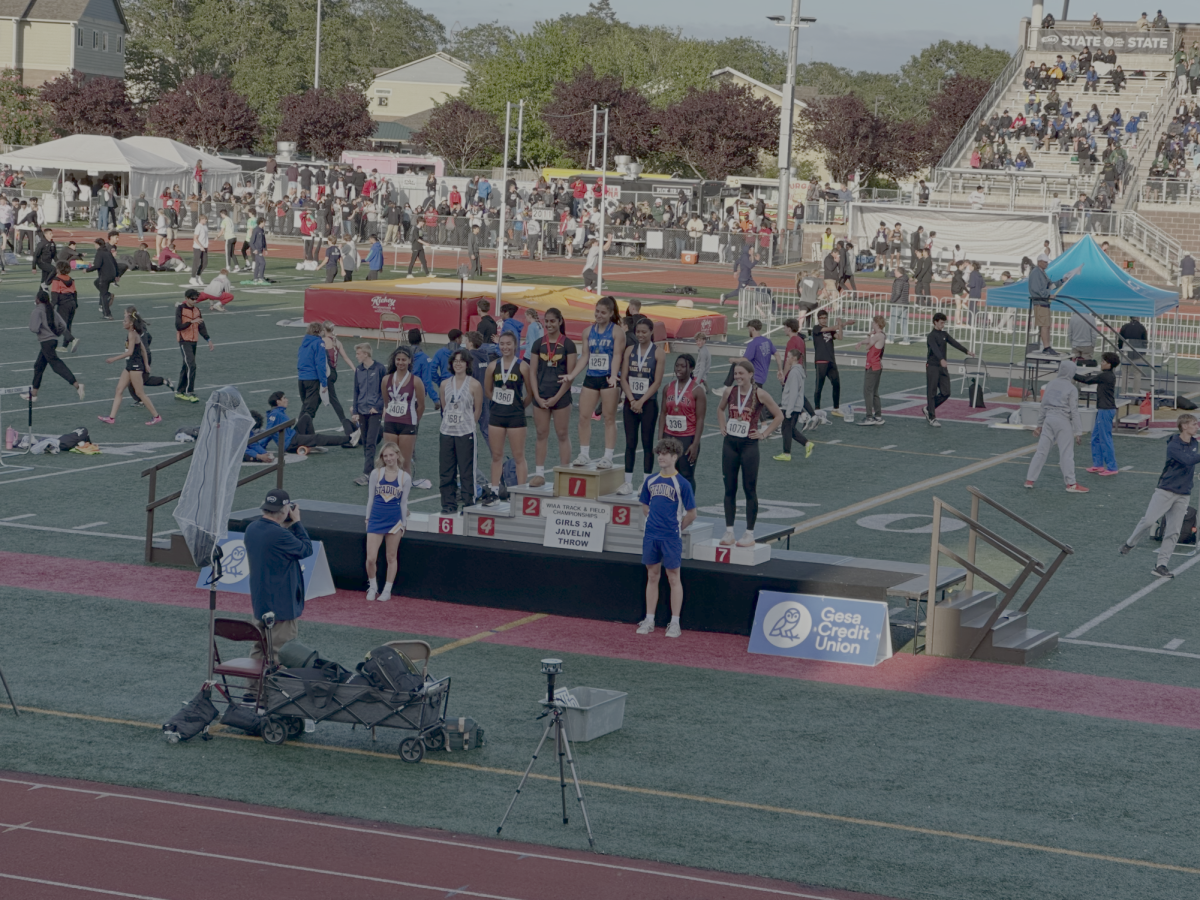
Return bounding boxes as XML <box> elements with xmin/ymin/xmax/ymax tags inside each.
<box><xmin>250</xmin><ymin>225</ymin><xmax>267</xmax><ymax>253</ymax></box>
<box><xmin>431</xmin><ymin>343</ymin><xmax>460</xmax><ymax>386</ymax></box>
<box><xmin>1158</xmin><ymin>434</ymin><xmax>1200</xmax><ymax>495</ymax></box>
<box><xmin>367</xmin><ymin>241</ymin><xmax>384</xmax><ymax>271</ymax></box>
<box><xmin>501</xmin><ymin>318</ymin><xmax>524</xmax><ymax>344</ymax></box>
<box><xmin>411</xmin><ymin>348</ymin><xmax>438</xmax><ymax>402</ymax></box>
<box><xmin>244</xmin><ymin>517</ymin><xmax>312</xmax><ymax>622</ymax></box>
<box><xmin>353</xmin><ymin>359</ymin><xmax>385</xmax><ymax>415</ymax></box>
<box><xmin>297</xmin><ymin>333</ymin><xmax>328</xmax><ymax>386</ymax></box>
<box><xmin>244</xmin><ymin>427</ymin><xmax>271</xmax><ymax>459</ymax></box>
<box><xmin>265</xmin><ymin>405</ymin><xmax>295</xmax><ymax>452</ymax></box>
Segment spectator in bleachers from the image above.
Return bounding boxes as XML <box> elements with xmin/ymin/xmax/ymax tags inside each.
<box><xmin>1110</xmin><ymin>66</ymin><xmax>1127</xmax><ymax>95</ymax></box>
<box><xmin>1084</xmin><ymin>65</ymin><xmax>1099</xmax><ymax>93</ymax></box>
<box><xmin>1152</xmin><ymin>10</ymin><xmax>1168</xmax><ymax>30</ymax></box>
<box><xmin>1090</xmin><ymin>13</ymin><xmax>1103</xmax><ymax>29</ymax></box>
<box><xmin>1023</xmin><ymin>62</ymin><xmax>1039</xmax><ymax>90</ymax></box>
<box><xmin>1136</xmin><ymin>12</ymin><xmax>1150</xmax><ymax>31</ymax></box>
<box><xmin>1044</xmin><ymin>87</ymin><xmax>1061</xmax><ymax>114</ymax></box>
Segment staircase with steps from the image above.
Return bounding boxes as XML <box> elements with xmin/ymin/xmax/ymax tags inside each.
<box><xmin>928</xmin><ymin>590</ymin><xmax>1059</xmax><ymax>664</ymax></box>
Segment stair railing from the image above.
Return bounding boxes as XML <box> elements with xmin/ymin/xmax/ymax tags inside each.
<box><xmin>926</xmin><ymin>487</ymin><xmax>1073</xmax><ymax>657</ymax></box>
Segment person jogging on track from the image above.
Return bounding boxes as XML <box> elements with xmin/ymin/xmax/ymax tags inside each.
<box><xmin>634</xmin><ymin>438</ymin><xmax>698</xmax><ymax>639</ymax></box>
<box><xmin>174</xmin><ymin>290</ymin><xmax>214</xmax><ymax>403</ymax></box>
<box><xmin>49</xmin><ymin>261</ymin><xmax>80</xmax><ymax>354</ymax></box>
<box><xmin>811</xmin><ymin>309</ymin><xmax>848</xmax><ymax>414</ymax></box>
<box><xmin>658</xmin><ymin>353</ymin><xmax>706</xmax><ymax>492</ymax></box>
<box><xmin>22</xmin><ymin>290</ymin><xmax>83</xmax><ymax>404</ymax></box>
<box><xmin>618</xmin><ymin>318</ymin><xmax>666</xmax><ymax>496</ymax></box>
<box><xmin>525</xmin><ymin>307</ymin><xmax>576</xmax><ymax>487</ymax></box>
<box><xmin>364</xmin><ymin>442</ymin><xmax>411</xmax><ymax>603</ymax></box>
<box><xmin>380</xmin><ymin>346</ymin><xmax>424</xmax><ymax>476</ymax></box>
<box><xmin>97</xmin><ymin>307</ymin><xmax>160</xmax><ymax>425</ymax></box>
<box><xmin>1120</xmin><ymin>413</ymin><xmax>1200</xmax><ymax>578</ymax></box>
<box><xmin>1024</xmin><ymin>360</ymin><xmax>1088</xmax><ymax>493</ymax></box>
<box><xmin>717</xmin><ymin>359</ymin><xmax>783</xmax><ymax>548</ymax></box>
<box><xmin>438</xmin><ymin>348</ymin><xmax>482</xmax><ymax>513</ymax></box>
<box><xmin>481</xmin><ymin>331</ymin><xmax>530</xmax><ymax>505</ymax></box>
<box><xmin>924</xmin><ymin>312</ymin><xmax>975</xmax><ymax>427</ymax></box>
<box><xmin>568</xmin><ymin>295</ymin><xmax>625</xmax><ymax>469</ymax></box>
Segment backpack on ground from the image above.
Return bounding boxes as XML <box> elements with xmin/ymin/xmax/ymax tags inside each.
<box><xmin>1152</xmin><ymin>506</ymin><xmax>1198</xmax><ymax>545</ymax></box>
<box><xmin>355</xmin><ymin>646</ymin><xmax>423</xmax><ymax>695</ymax></box>
<box><xmin>163</xmin><ymin>688</ymin><xmax>218</xmax><ymax>742</ymax></box>
<box><xmin>58</xmin><ymin>427</ymin><xmax>90</xmax><ymax>451</ymax></box>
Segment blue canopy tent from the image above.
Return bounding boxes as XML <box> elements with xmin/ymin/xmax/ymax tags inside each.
<box><xmin>986</xmin><ymin>235</ymin><xmax>1179</xmax><ymax>318</ymax></box>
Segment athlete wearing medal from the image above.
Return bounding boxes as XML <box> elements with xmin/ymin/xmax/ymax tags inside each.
<box><xmin>717</xmin><ymin>359</ymin><xmax>784</xmax><ymax>548</ymax></box>
<box><xmin>657</xmin><ymin>353</ymin><xmax>706</xmax><ymax>493</ymax></box>
<box><xmin>568</xmin><ymin>295</ymin><xmax>625</xmax><ymax>469</ymax></box>
<box><xmin>438</xmin><ymin>348</ymin><xmax>482</xmax><ymax>513</ymax></box>
<box><xmin>381</xmin><ymin>345</ymin><xmax>425</xmax><ymax>476</ymax></box>
<box><xmin>525</xmin><ymin>307</ymin><xmax>577</xmax><ymax>487</ymax></box>
<box><xmin>618</xmin><ymin>318</ymin><xmax>666</xmax><ymax>495</ymax></box>
<box><xmin>482</xmin><ymin>331</ymin><xmax>531</xmax><ymax>504</ymax></box>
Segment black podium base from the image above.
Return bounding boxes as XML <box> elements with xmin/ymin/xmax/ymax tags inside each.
<box><xmin>229</xmin><ymin>502</ymin><xmax>930</xmax><ymax>637</ymax></box>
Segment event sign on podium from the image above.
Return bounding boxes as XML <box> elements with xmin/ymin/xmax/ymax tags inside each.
<box><xmin>747</xmin><ymin>591</ymin><xmax>892</xmax><ymax>667</ymax></box>
<box><xmin>196</xmin><ymin>531</ymin><xmax>336</xmax><ymax>600</ymax></box>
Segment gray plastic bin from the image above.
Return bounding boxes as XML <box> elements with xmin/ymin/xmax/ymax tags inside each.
<box><xmin>554</xmin><ymin>687</ymin><xmax>627</xmax><ymax>742</ymax></box>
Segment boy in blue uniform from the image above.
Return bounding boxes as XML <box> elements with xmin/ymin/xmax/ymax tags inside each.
<box><xmin>636</xmin><ymin>438</ymin><xmax>698</xmax><ymax>638</ymax></box>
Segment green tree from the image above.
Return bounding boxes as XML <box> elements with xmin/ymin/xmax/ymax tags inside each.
<box><xmin>345</xmin><ymin>0</ymin><xmax>445</xmax><ymax>70</ymax></box>
<box><xmin>0</xmin><ymin>69</ymin><xmax>54</xmax><ymax>145</ymax></box>
<box><xmin>124</xmin><ymin>0</ymin><xmax>229</xmax><ymax>99</ymax></box>
<box><xmin>445</xmin><ymin>21</ymin><xmax>516</xmax><ymax>64</ymax></box>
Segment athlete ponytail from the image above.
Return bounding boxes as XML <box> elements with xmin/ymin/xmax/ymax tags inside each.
<box><xmin>125</xmin><ymin>305</ymin><xmax>146</xmax><ymax>334</ymax></box>
<box><xmin>597</xmin><ymin>295</ymin><xmax>620</xmax><ymax>326</ymax></box>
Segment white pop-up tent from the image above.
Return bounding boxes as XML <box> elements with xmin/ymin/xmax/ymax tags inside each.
<box><xmin>122</xmin><ymin>137</ymin><xmax>245</xmax><ymax>195</ymax></box>
<box><xmin>0</xmin><ymin>134</ymin><xmax>189</xmax><ymax>200</ymax></box>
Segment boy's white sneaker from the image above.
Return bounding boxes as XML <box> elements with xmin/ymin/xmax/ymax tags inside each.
<box><xmin>365</xmin><ymin>584</ymin><xmax>377</xmax><ymax>601</ymax></box>
<box><xmin>665</xmin><ymin>621</ymin><xmax>682</xmax><ymax>638</ymax></box>
<box><xmin>616</xmin><ymin>482</ymin><xmax>633</xmax><ymax>495</ymax></box>
<box><xmin>636</xmin><ymin>616</ymin><xmax>655</xmax><ymax>634</ymax></box>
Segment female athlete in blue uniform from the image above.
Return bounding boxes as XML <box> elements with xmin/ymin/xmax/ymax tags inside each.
<box><xmin>568</xmin><ymin>295</ymin><xmax>625</xmax><ymax>468</ymax></box>
<box><xmin>364</xmin><ymin>442</ymin><xmax>411</xmax><ymax>602</ymax></box>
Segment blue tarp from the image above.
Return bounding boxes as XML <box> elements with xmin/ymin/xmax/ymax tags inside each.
<box><xmin>985</xmin><ymin>235</ymin><xmax>1179</xmax><ymax>318</ymax></box>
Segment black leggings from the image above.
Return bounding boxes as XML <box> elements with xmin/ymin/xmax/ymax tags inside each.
<box><xmin>286</xmin><ymin>412</ymin><xmax>346</xmax><ymax>450</ymax></box>
<box><xmin>722</xmin><ymin>436</ymin><xmax>759</xmax><ymax>529</ymax></box>
<box><xmin>814</xmin><ymin>361</ymin><xmax>840</xmax><ymax>409</ymax></box>
<box><xmin>326</xmin><ymin>367</ymin><xmax>352</xmax><ymax>436</ymax></box>
<box><xmin>623</xmin><ymin>396</ymin><xmax>658</xmax><ymax>475</ymax></box>
<box><xmin>781</xmin><ymin>412</ymin><xmax>809</xmax><ymax>452</ymax></box>
<box><xmin>32</xmin><ymin>339</ymin><xmax>75</xmax><ymax>389</ymax></box>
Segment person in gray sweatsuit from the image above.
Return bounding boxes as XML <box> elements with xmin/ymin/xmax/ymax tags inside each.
<box><xmin>1025</xmin><ymin>360</ymin><xmax>1087</xmax><ymax>492</ymax></box>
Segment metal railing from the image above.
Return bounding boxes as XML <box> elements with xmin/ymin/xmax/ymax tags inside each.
<box><xmin>142</xmin><ymin>417</ymin><xmax>294</xmax><ymax>564</ymax></box>
<box><xmin>930</xmin><ymin>168</ymin><xmax>1091</xmax><ymax>210</ymax></box>
<box><xmin>936</xmin><ymin>48</ymin><xmax>1025</xmax><ymax>171</ymax></box>
<box><xmin>1139</xmin><ymin>178</ymin><xmax>1200</xmax><ymax>205</ymax></box>
<box><xmin>1118</xmin><ymin>77</ymin><xmax>1178</xmax><ymax>212</ymax></box>
<box><xmin>1058</xmin><ymin>208</ymin><xmax>1183</xmax><ymax>277</ymax></box>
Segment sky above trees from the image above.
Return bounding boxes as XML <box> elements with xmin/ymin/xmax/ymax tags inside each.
<box><xmin>433</xmin><ymin>0</ymin><xmax>1164</xmax><ymax>71</ymax></box>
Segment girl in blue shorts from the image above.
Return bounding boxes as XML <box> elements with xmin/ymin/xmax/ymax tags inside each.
<box><xmin>364</xmin><ymin>441</ymin><xmax>411</xmax><ymax>602</ymax></box>
<box><xmin>568</xmin><ymin>295</ymin><xmax>625</xmax><ymax>468</ymax></box>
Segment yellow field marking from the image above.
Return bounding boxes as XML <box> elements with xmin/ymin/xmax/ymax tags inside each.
<box><xmin>429</xmin><ymin>613</ymin><xmax>548</xmax><ymax>657</ymax></box>
<box><xmin>11</xmin><ymin>704</ymin><xmax>1200</xmax><ymax>876</ymax></box>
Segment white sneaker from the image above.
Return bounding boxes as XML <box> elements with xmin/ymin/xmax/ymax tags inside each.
<box><xmin>719</xmin><ymin>528</ymin><xmax>736</xmax><ymax>546</ymax></box>
<box><xmin>75</xmin><ymin>383</ymin><xmax>85</xmax><ymax>401</ymax></box>
<box><xmin>616</xmin><ymin>481</ymin><xmax>633</xmax><ymax>495</ymax></box>
<box><xmin>636</xmin><ymin>616</ymin><xmax>654</xmax><ymax>634</ymax></box>
<box><xmin>414</xmin><ymin>478</ymin><xmax>432</xmax><ymax>490</ymax></box>
<box><xmin>348</xmin><ymin>428</ymin><xmax>361</xmax><ymax>447</ymax></box>
<box><xmin>571</xmin><ymin>453</ymin><xmax>590</xmax><ymax>467</ymax></box>
<box><xmin>665</xmin><ymin>621</ymin><xmax>682</xmax><ymax>638</ymax></box>
<box><xmin>366</xmin><ymin>583</ymin><xmax>377</xmax><ymax>601</ymax></box>
<box><xmin>736</xmin><ymin>530</ymin><xmax>756</xmax><ymax>548</ymax></box>
<box><xmin>378</xmin><ymin>586</ymin><xmax>392</xmax><ymax>602</ymax></box>
<box><xmin>595</xmin><ymin>456</ymin><xmax>613</xmax><ymax>469</ymax></box>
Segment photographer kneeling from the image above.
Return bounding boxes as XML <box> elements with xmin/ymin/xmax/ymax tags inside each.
<box><xmin>245</xmin><ymin>489</ymin><xmax>313</xmax><ymax>667</ymax></box>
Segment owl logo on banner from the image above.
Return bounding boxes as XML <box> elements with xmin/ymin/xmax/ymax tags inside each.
<box><xmin>215</xmin><ymin>540</ymin><xmax>249</xmax><ymax>585</ymax></box>
<box><xmin>763</xmin><ymin>601</ymin><xmax>813</xmax><ymax>649</ymax></box>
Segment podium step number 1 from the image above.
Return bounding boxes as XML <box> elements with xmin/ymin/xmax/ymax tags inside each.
<box><xmin>0</xmin><ymin>385</ymin><xmax>34</xmax><ymax>468</ymax></box>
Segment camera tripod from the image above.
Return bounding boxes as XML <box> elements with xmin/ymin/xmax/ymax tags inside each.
<box><xmin>496</xmin><ymin>659</ymin><xmax>595</xmax><ymax>850</ymax></box>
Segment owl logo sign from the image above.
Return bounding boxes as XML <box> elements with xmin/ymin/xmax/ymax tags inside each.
<box><xmin>748</xmin><ymin>591</ymin><xmax>892</xmax><ymax>667</ymax></box>
<box><xmin>213</xmin><ymin>539</ymin><xmax>249</xmax><ymax>585</ymax></box>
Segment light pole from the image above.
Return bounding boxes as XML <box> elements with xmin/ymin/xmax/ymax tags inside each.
<box><xmin>314</xmin><ymin>0</ymin><xmax>322</xmax><ymax>89</ymax></box>
<box><xmin>592</xmin><ymin>105</ymin><xmax>610</xmax><ymax>294</ymax></box>
<box><xmin>769</xmin><ymin>6</ymin><xmax>816</xmax><ymax>253</ymax></box>
<box><xmin>495</xmin><ymin>99</ymin><xmax>525</xmax><ymax>305</ymax></box>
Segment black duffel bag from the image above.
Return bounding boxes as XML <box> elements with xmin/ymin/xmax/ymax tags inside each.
<box><xmin>163</xmin><ymin>689</ymin><xmax>218</xmax><ymax>743</ymax></box>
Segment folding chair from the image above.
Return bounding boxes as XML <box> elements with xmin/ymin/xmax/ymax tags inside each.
<box><xmin>378</xmin><ymin>312</ymin><xmax>403</xmax><ymax>349</ymax></box>
<box><xmin>211</xmin><ymin>618</ymin><xmax>269</xmax><ymax>704</ymax></box>
<box><xmin>384</xmin><ymin>639</ymin><xmax>432</xmax><ymax>678</ymax></box>
<box><xmin>399</xmin><ymin>315</ymin><xmax>423</xmax><ymax>336</ymax></box>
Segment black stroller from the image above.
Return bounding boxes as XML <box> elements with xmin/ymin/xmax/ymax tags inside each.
<box><xmin>258</xmin><ymin>640</ymin><xmax>450</xmax><ymax>763</ymax></box>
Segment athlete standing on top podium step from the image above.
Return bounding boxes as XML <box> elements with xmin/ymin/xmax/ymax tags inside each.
<box><xmin>568</xmin><ymin>296</ymin><xmax>625</xmax><ymax>469</ymax></box>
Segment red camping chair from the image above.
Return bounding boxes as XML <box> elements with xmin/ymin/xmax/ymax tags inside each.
<box><xmin>211</xmin><ymin>618</ymin><xmax>269</xmax><ymax>704</ymax></box>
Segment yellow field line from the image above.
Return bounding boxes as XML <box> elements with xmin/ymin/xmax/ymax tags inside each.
<box><xmin>429</xmin><ymin>613</ymin><xmax>548</xmax><ymax>657</ymax></box>
<box><xmin>10</xmin><ymin>704</ymin><xmax>1200</xmax><ymax>876</ymax></box>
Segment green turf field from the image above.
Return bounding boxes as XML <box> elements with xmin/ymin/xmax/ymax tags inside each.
<box><xmin>3</xmin><ymin>257</ymin><xmax>1200</xmax><ymax>899</ymax></box>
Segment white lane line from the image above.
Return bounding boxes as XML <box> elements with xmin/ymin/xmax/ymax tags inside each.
<box><xmin>0</xmin><ymin>873</ymin><xmax>168</xmax><ymax>900</ymax></box>
<box><xmin>824</xmin><ymin>439</ymin><xmax>843</xmax><ymax>445</ymax></box>
<box><xmin>0</xmin><ymin>452</ymin><xmax>178</xmax><ymax>487</ymax></box>
<box><xmin>0</xmin><ymin>514</ymin><xmax>36</xmax><ymax>521</ymax></box>
<box><xmin>1060</xmin><ymin>639</ymin><xmax>1200</xmax><ymax>660</ymax></box>
<box><xmin>0</xmin><ymin>780</ymin><xmax>836</xmax><ymax>899</ymax></box>
<box><xmin>72</xmin><ymin>521</ymin><xmax>108</xmax><ymax>530</ymax></box>
<box><xmin>791</xmin><ymin>443</ymin><xmax>1038</xmax><ymax>536</ymax></box>
<box><xmin>1065</xmin><ymin>553</ymin><xmax>1200</xmax><ymax>638</ymax></box>
<box><xmin>1164</xmin><ymin>638</ymin><xmax>1185</xmax><ymax>650</ymax></box>
<box><xmin>940</xmin><ymin>449</ymin><xmax>956</xmax><ymax>455</ymax></box>
<box><xmin>0</xmin><ymin>521</ymin><xmax>142</xmax><ymax>541</ymax></box>
<box><xmin>881</xmin><ymin>444</ymin><xmax>897</xmax><ymax>450</ymax></box>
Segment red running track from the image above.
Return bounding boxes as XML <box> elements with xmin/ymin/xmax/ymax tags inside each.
<box><xmin>0</xmin><ymin>773</ymin><xmax>893</xmax><ymax>900</ymax></box>
<box><xmin>3</xmin><ymin>551</ymin><xmax>1200</xmax><ymax>732</ymax></box>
